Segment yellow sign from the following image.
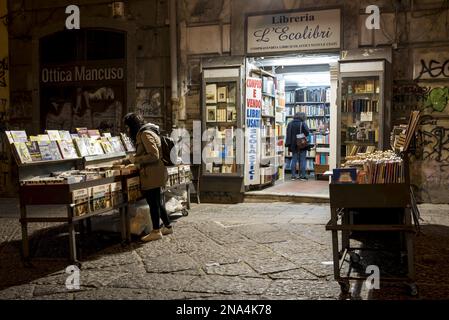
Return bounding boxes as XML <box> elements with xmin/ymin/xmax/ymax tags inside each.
<box><xmin>0</xmin><ymin>0</ymin><xmax>9</xmax><ymax>113</ymax></box>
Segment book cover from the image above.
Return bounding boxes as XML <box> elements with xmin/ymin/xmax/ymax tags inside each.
<box><xmin>25</xmin><ymin>141</ymin><xmax>42</xmax><ymax>162</ymax></box>
<box><xmin>127</xmin><ymin>176</ymin><xmax>141</xmax><ymax>202</ymax></box>
<box><xmin>100</xmin><ymin>137</ymin><xmax>114</xmax><ymax>154</ymax></box>
<box><xmin>71</xmin><ymin>134</ymin><xmax>80</xmax><ymax>140</ymax></box>
<box><xmin>57</xmin><ymin>140</ymin><xmax>79</xmax><ymax>159</ymax></box>
<box><xmin>89</xmin><ymin>184</ymin><xmax>110</xmax><ymax>212</ymax></box>
<box><xmin>46</xmin><ymin>130</ymin><xmax>62</xmax><ymax>141</ymax></box>
<box><xmin>4</xmin><ymin>131</ymin><xmax>14</xmax><ymax>144</ymax></box>
<box><xmin>110</xmin><ymin>182</ymin><xmax>123</xmax><ymax>206</ymax></box>
<box><xmin>332</xmin><ymin>168</ymin><xmax>357</xmax><ymax>184</ymax></box>
<box><xmin>37</xmin><ymin>141</ymin><xmax>53</xmax><ymax>161</ymax></box>
<box><xmin>109</xmin><ymin>137</ymin><xmax>126</xmax><ymax>153</ymax></box>
<box><xmin>29</xmin><ymin>136</ymin><xmax>40</xmax><ymax>142</ymax></box>
<box><xmin>217</xmin><ymin>86</ymin><xmax>227</xmax><ymax>103</ymax></box>
<box><xmin>48</xmin><ymin>141</ymin><xmax>63</xmax><ymax>160</ymax></box>
<box><xmin>102</xmin><ymin>132</ymin><xmax>112</xmax><ymax>138</ymax></box>
<box><xmin>89</xmin><ymin>138</ymin><xmax>105</xmax><ymax>155</ymax></box>
<box><xmin>76</xmin><ymin>127</ymin><xmax>89</xmax><ymax>137</ymax></box>
<box><xmin>206</xmin><ymin>105</ymin><xmax>217</xmax><ymax>122</ymax></box>
<box><xmin>73</xmin><ymin>137</ymin><xmax>90</xmax><ymax>157</ymax></box>
<box><xmin>206</xmin><ymin>84</ymin><xmax>217</xmax><ymax>104</ymax></box>
<box><xmin>13</xmin><ymin>142</ymin><xmax>33</xmax><ymax>164</ymax></box>
<box><xmin>120</xmin><ymin>133</ymin><xmax>136</xmax><ymax>152</ymax></box>
<box><xmin>59</xmin><ymin>130</ymin><xmax>72</xmax><ymax>141</ymax></box>
<box><xmin>88</xmin><ymin>129</ymin><xmax>101</xmax><ymax>139</ymax></box>
<box><xmin>72</xmin><ymin>189</ymin><xmax>89</xmax><ymax>217</ymax></box>
<box><xmin>38</xmin><ymin>134</ymin><xmax>51</xmax><ymax>141</ymax></box>
<box><xmin>10</xmin><ymin>131</ymin><xmax>28</xmax><ymax>143</ymax></box>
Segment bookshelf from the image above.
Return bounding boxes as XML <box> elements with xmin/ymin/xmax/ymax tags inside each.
<box><xmin>285</xmin><ymin>86</ymin><xmax>331</xmax><ymax>177</ymax></box>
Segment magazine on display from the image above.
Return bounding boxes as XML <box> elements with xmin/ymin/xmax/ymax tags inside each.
<box><xmin>10</xmin><ymin>131</ymin><xmax>28</xmax><ymax>143</ymax></box>
<box><xmin>48</xmin><ymin>141</ymin><xmax>63</xmax><ymax>160</ymax></box>
<box><xmin>126</xmin><ymin>176</ymin><xmax>141</xmax><ymax>202</ymax></box>
<box><xmin>46</xmin><ymin>130</ymin><xmax>62</xmax><ymax>141</ymax></box>
<box><xmin>120</xmin><ymin>133</ymin><xmax>136</xmax><ymax>152</ymax></box>
<box><xmin>4</xmin><ymin>131</ymin><xmax>14</xmax><ymax>144</ymax></box>
<box><xmin>57</xmin><ymin>140</ymin><xmax>79</xmax><ymax>159</ymax></box>
<box><xmin>25</xmin><ymin>141</ymin><xmax>42</xmax><ymax>162</ymax></box>
<box><xmin>37</xmin><ymin>141</ymin><xmax>53</xmax><ymax>161</ymax></box>
<box><xmin>100</xmin><ymin>137</ymin><xmax>115</xmax><ymax>154</ymax></box>
<box><xmin>59</xmin><ymin>130</ymin><xmax>72</xmax><ymax>142</ymax></box>
<box><xmin>74</xmin><ymin>138</ymin><xmax>90</xmax><ymax>157</ymax></box>
<box><xmin>89</xmin><ymin>184</ymin><xmax>110</xmax><ymax>212</ymax></box>
<box><xmin>109</xmin><ymin>137</ymin><xmax>126</xmax><ymax>153</ymax></box>
<box><xmin>12</xmin><ymin>142</ymin><xmax>33</xmax><ymax>164</ymax></box>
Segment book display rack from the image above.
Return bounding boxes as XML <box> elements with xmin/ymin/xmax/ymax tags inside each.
<box><xmin>326</xmin><ymin>111</ymin><xmax>420</xmax><ymax>296</ymax></box>
<box><xmin>5</xmin><ymin>129</ymin><xmax>192</xmax><ymax>265</ymax></box>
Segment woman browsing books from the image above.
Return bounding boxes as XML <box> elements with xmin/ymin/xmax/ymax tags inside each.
<box><xmin>114</xmin><ymin>113</ymin><xmax>173</xmax><ymax>242</ymax></box>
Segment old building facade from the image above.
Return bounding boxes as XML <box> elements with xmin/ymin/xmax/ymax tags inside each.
<box><xmin>2</xmin><ymin>0</ymin><xmax>449</xmax><ymax>203</ymax></box>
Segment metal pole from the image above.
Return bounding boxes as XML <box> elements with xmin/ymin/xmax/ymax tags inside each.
<box><xmin>170</xmin><ymin>0</ymin><xmax>179</xmax><ymax>126</ymax></box>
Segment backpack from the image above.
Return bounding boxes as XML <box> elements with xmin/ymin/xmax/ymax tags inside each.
<box><xmin>160</xmin><ymin>135</ymin><xmax>176</xmax><ymax>166</ymax></box>
<box><xmin>295</xmin><ymin>122</ymin><xmax>308</xmax><ymax>150</ymax></box>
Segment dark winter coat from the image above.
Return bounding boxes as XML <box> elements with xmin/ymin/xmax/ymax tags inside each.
<box><xmin>286</xmin><ymin>119</ymin><xmax>310</xmax><ymax>153</ymax></box>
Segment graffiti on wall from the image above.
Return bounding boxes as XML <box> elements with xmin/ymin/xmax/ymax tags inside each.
<box><xmin>413</xmin><ymin>47</ymin><xmax>449</xmax><ymax>81</ymax></box>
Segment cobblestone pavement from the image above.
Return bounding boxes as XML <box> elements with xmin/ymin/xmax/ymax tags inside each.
<box><xmin>1</xmin><ymin>201</ymin><xmax>449</xmax><ymax>300</ymax></box>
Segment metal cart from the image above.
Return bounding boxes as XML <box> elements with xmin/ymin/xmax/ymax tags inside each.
<box><xmin>326</xmin><ymin>154</ymin><xmax>418</xmax><ymax>296</ymax></box>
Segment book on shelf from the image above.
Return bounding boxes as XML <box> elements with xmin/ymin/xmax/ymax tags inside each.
<box><xmin>26</xmin><ymin>141</ymin><xmax>42</xmax><ymax>162</ymax></box>
<box><xmin>37</xmin><ymin>141</ymin><xmax>53</xmax><ymax>161</ymax></box>
<box><xmin>109</xmin><ymin>136</ymin><xmax>126</xmax><ymax>153</ymax></box>
<box><xmin>89</xmin><ymin>184</ymin><xmax>112</xmax><ymax>212</ymax></box>
<box><xmin>332</xmin><ymin>168</ymin><xmax>357</xmax><ymax>184</ymax></box>
<box><xmin>12</xmin><ymin>142</ymin><xmax>33</xmax><ymax>164</ymax></box>
<box><xmin>127</xmin><ymin>176</ymin><xmax>141</xmax><ymax>202</ymax></box>
<box><xmin>206</xmin><ymin>84</ymin><xmax>217</xmax><ymax>104</ymax></box>
<box><xmin>72</xmin><ymin>188</ymin><xmax>89</xmax><ymax>217</ymax></box>
<box><xmin>216</xmin><ymin>107</ymin><xmax>227</xmax><ymax>122</ymax></box>
<box><xmin>4</xmin><ymin>131</ymin><xmax>14</xmax><ymax>144</ymax></box>
<box><xmin>100</xmin><ymin>137</ymin><xmax>115</xmax><ymax>154</ymax></box>
<box><xmin>226</xmin><ymin>106</ymin><xmax>237</xmax><ymax>122</ymax></box>
<box><xmin>88</xmin><ymin>129</ymin><xmax>101</xmax><ymax>139</ymax></box>
<box><xmin>48</xmin><ymin>141</ymin><xmax>63</xmax><ymax>160</ymax></box>
<box><xmin>217</xmin><ymin>86</ymin><xmax>227</xmax><ymax>103</ymax></box>
<box><xmin>120</xmin><ymin>133</ymin><xmax>136</xmax><ymax>152</ymax></box>
<box><xmin>76</xmin><ymin>127</ymin><xmax>89</xmax><ymax>137</ymax></box>
<box><xmin>57</xmin><ymin>140</ymin><xmax>79</xmax><ymax>159</ymax></box>
<box><xmin>206</xmin><ymin>105</ymin><xmax>217</xmax><ymax>122</ymax></box>
<box><xmin>59</xmin><ymin>130</ymin><xmax>72</xmax><ymax>141</ymax></box>
<box><xmin>73</xmin><ymin>137</ymin><xmax>90</xmax><ymax>157</ymax></box>
<box><xmin>10</xmin><ymin>131</ymin><xmax>28</xmax><ymax>143</ymax></box>
<box><xmin>46</xmin><ymin>130</ymin><xmax>62</xmax><ymax>141</ymax></box>
<box><xmin>227</xmin><ymin>85</ymin><xmax>236</xmax><ymax>104</ymax></box>
<box><xmin>110</xmin><ymin>182</ymin><xmax>123</xmax><ymax>206</ymax></box>
<box><xmin>38</xmin><ymin>134</ymin><xmax>51</xmax><ymax>141</ymax></box>
<box><xmin>87</xmin><ymin>138</ymin><xmax>105</xmax><ymax>156</ymax></box>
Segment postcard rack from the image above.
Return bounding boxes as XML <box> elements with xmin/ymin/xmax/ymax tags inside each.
<box><xmin>326</xmin><ymin>151</ymin><xmax>418</xmax><ymax>296</ymax></box>
<box><xmin>18</xmin><ymin>153</ymin><xmax>130</xmax><ymax>266</ymax></box>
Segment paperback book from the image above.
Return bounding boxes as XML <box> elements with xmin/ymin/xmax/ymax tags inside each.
<box><xmin>12</xmin><ymin>142</ymin><xmax>33</xmax><ymax>164</ymax></box>
<box><xmin>37</xmin><ymin>141</ymin><xmax>53</xmax><ymax>161</ymax></box>
<box><xmin>73</xmin><ymin>137</ymin><xmax>90</xmax><ymax>157</ymax></box>
<box><xmin>59</xmin><ymin>130</ymin><xmax>72</xmax><ymax>142</ymax></box>
<box><xmin>10</xmin><ymin>131</ymin><xmax>28</xmax><ymax>143</ymax></box>
<box><xmin>57</xmin><ymin>140</ymin><xmax>79</xmax><ymax>159</ymax></box>
<box><xmin>48</xmin><ymin>141</ymin><xmax>63</xmax><ymax>160</ymax></box>
<box><xmin>46</xmin><ymin>130</ymin><xmax>62</xmax><ymax>141</ymax></box>
<box><xmin>25</xmin><ymin>141</ymin><xmax>42</xmax><ymax>162</ymax></box>
<box><xmin>126</xmin><ymin>176</ymin><xmax>141</xmax><ymax>202</ymax></box>
<box><xmin>72</xmin><ymin>189</ymin><xmax>89</xmax><ymax>217</ymax></box>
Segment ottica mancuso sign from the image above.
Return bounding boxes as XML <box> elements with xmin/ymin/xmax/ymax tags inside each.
<box><xmin>247</xmin><ymin>8</ymin><xmax>341</xmax><ymax>54</ymax></box>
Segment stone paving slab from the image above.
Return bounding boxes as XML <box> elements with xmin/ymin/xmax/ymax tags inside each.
<box><xmin>1</xmin><ymin>202</ymin><xmax>449</xmax><ymax>300</ymax></box>
<box><xmin>184</xmin><ymin>275</ymin><xmax>272</xmax><ymax>295</ymax></box>
<box><xmin>203</xmin><ymin>262</ymin><xmax>263</xmax><ymax>278</ymax></box>
<box><xmin>107</xmin><ymin>273</ymin><xmax>196</xmax><ymax>292</ymax></box>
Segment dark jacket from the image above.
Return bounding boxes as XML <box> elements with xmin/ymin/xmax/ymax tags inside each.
<box><xmin>286</xmin><ymin>119</ymin><xmax>310</xmax><ymax>153</ymax></box>
<box><xmin>131</xmin><ymin>123</ymin><xmax>168</xmax><ymax>190</ymax></box>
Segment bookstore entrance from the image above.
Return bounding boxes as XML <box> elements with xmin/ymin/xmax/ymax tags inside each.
<box><xmin>244</xmin><ymin>53</ymin><xmax>340</xmax><ymax>198</ymax></box>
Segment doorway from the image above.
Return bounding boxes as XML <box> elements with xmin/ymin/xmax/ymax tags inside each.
<box><xmin>245</xmin><ymin>53</ymin><xmax>339</xmax><ymax>199</ymax></box>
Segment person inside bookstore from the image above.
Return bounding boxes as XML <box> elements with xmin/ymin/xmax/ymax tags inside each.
<box><xmin>116</xmin><ymin>113</ymin><xmax>173</xmax><ymax>242</ymax></box>
<box><xmin>286</xmin><ymin>112</ymin><xmax>310</xmax><ymax>181</ymax></box>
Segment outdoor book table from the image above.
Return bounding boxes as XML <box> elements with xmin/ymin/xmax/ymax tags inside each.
<box><xmin>326</xmin><ymin>154</ymin><xmax>418</xmax><ymax>296</ymax></box>
<box><xmin>18</xmin><ymin>154</ymin><xmax>130</xmax><ymax>266</ymax></box>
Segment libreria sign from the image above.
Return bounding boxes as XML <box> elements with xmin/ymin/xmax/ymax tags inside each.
<box><xmin>247</xmin><ymin>8</ymin><xmax>341</xmax><ymax>54</ymax></box>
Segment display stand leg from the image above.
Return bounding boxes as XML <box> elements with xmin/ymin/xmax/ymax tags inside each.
<box><xmin>86</xmin><ymin>218</ymin><xmax>92</xmax><ymax>234</ymax></box>
<box><xmin>68</xmin><ymin>223</ymin><xmax>77</xmax><ymax>263</ymax></box>
<box><xmin>20</xmin><ymin>205</ymin><xmax>31</xmax><ymax>266</ymax></box>
<box><xmin>120</xmin><ymin>206</ymin><xmax>128</xmax><ymax>244</ymax></box>
<box><xmin>342</xmin><ymin>210</ymin><xmax>350</xmax><ymax>251</ymax></box>
<box><xmin>125</xmin><ymin>205</ymin><xmax>131</xmax><ymax>243</ymax></box>
<box><xmin>187</xmin><ymin>184</ymin><xmax>191</xmax><ymax>210</ymax></box>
